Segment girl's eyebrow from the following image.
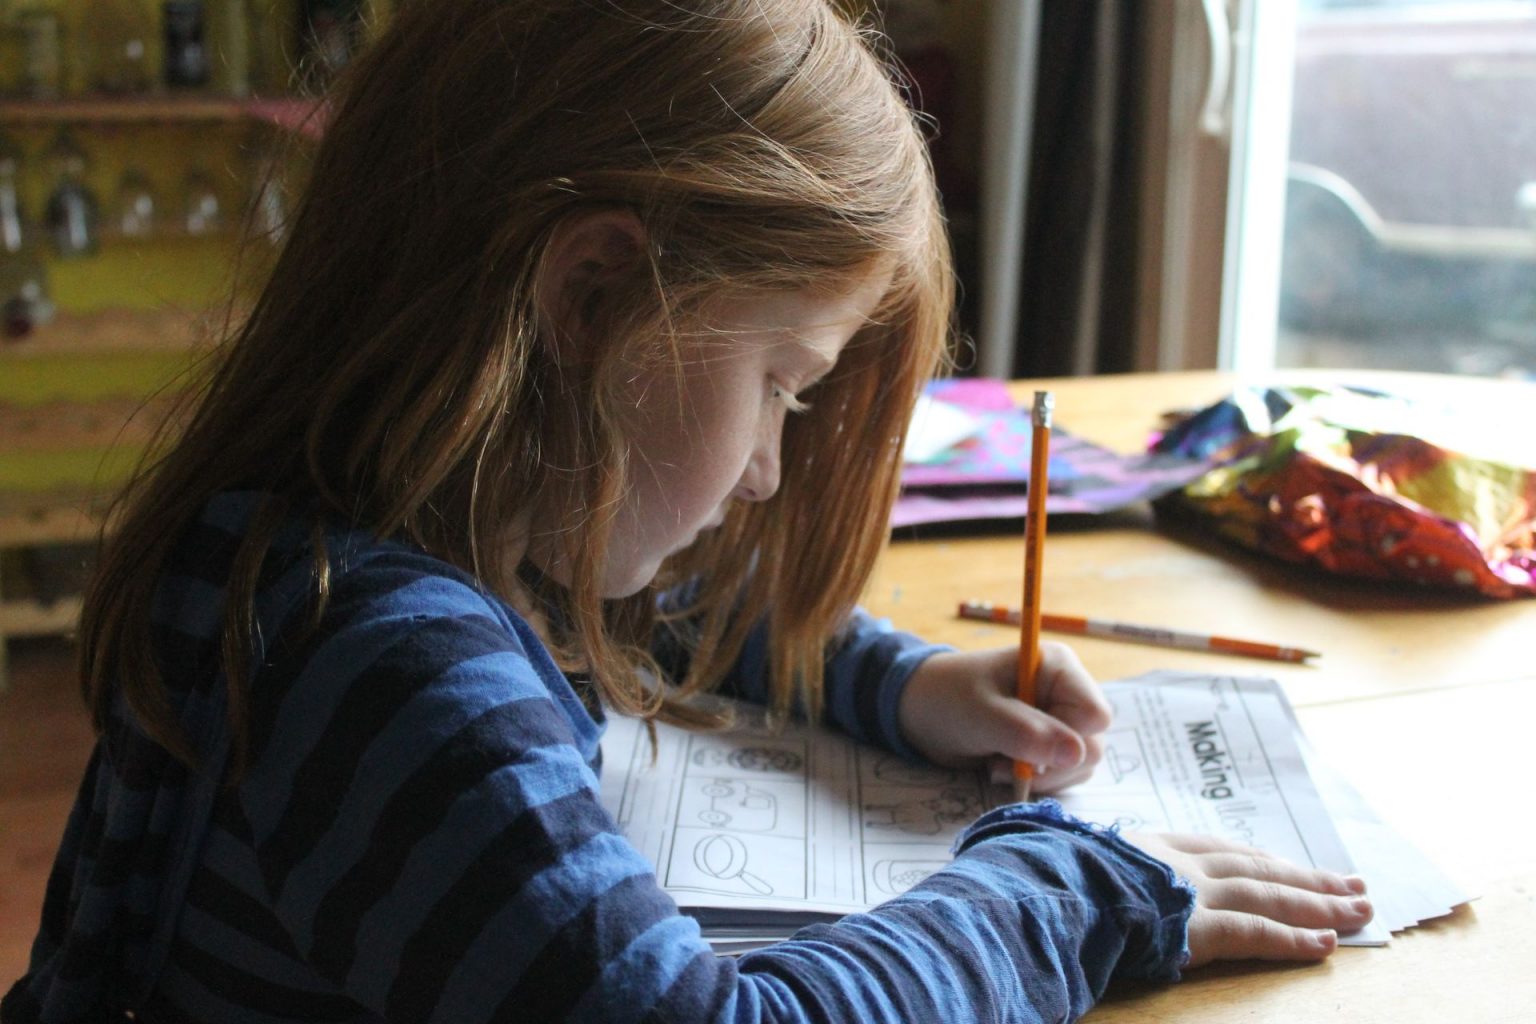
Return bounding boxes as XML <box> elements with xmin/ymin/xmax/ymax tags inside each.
<box><xmin>800</xmin><ymin>349</ymin><xmax>837</xmax><ymax>375</ymax></box>
<box><xmin>788</xmin><ymin>348</ymin><xmax>838</xmax><ymax>390</ymax></box>
<box><xmin>785</xmin><ymin>332</ymin><xmax>842</xmax><ymax>372</ymax></box>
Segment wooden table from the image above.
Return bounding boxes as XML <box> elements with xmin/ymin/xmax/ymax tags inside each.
<box><xmin>862</xmin><ymin>370</ymin><xmax>1536</xmax><ymax>1023</ymax></box>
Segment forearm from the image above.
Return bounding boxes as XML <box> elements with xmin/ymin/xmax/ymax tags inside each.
<box><xmin>683</xmin><ymin>606</ymin><xmax>946</xmax><ymax>757</ymax></box>
<box><xmin>733</xmin><ymin>802</ymin><xmax>1193</xmax><ymax>1022</ymax></box>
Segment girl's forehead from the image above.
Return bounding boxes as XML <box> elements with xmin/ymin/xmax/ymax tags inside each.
<box><xmin>702</xmin><ymin>266</ymin><xmax>894</xmax><ymax>329</ymax></box>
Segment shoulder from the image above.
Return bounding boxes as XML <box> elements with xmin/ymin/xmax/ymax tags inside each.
<box><xmin>153</xmin><ymin>493</ymin><xmax>523</xmax><ymax>661</ymax></box>
<box><xmin>263</xmin><ymin>533</ymin><xmax>556</xmax><ymax>708</ymax></box>
<box><xmin>320</xmin><ymin>538</ymin><xmax>519</xmax><ymax>641</ymax></box>
<box><xmin>243</xmin><ymin>525</ymin><xmax>601</xmax><ymax>771</ymax></box>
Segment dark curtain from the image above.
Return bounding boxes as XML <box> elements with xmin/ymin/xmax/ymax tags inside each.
<box><xmin>1011</xmin><ymin>1</ymin><xmax>1149</xmax><ymax>378</ymax></box>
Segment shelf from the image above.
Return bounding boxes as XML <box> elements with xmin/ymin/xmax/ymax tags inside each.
<box><xmin>0</xmin><ymin>394</ymin><xmax>170</xmax><ymax>449</ymax></box>
<box><xmin>0</xmin><ymin>95</ymin><xmax>327</xmax><ymax>139</ymax></box>
<box><xmin>0</xmin><ymin>308</ymin><xmax>220</xmax><ymax>359</ymax></box>
<box><xmin>0</xmin><ymin>486</ymin><xmax>97</xmax><ymax>657</ymax></box>
<box><xmin>0</xmin><ymin>595</ymin><xmax>83</xmax><ymax>639</ymax></box>
<box><xmin>1</xmin><ymin>94</ymin><xmax>245</xmax><ymax>123</ymax></box>
<box><xmin>0</xmin><ymin>495</ymin><xmax>103</xmax><ymax>548</ymax></box>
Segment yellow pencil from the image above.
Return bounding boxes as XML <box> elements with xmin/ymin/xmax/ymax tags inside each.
<box><xmin>1015</xmin><ymin>391</ymin><xmax>1052</xmax><ymax>802</ymax></box>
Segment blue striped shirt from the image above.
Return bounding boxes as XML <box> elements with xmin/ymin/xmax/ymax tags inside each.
<box><xmin>4</xmin><ymin>493</ymin><xmax>1193</xmax><ymax>1022</ymax></box>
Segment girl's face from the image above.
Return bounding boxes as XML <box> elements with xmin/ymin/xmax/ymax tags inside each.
<box><xmin>598</xmin><ymin>269</ymin><xmax>890</xmax><ymax>597</ymax></box>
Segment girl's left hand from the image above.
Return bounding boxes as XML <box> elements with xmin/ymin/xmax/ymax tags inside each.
<box><xmin>896</xmin><ymin>643</ymin><xmax>1110</xmax><ymax>794</ymax></box>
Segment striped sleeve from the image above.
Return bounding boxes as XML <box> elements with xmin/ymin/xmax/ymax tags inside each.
<box><xmin>214</xmin><ymin>552</ymin><xmax>1188</xmax><ymax>1023</ymax></box>
<box><xmin>3</xmin><ymin>498</ymin><xmax>1192</xmax><ymax>1024</ymax></box>
<box><xmin>226</xmin><ymin>551</ymin><xmax>705</xmax><ymax>1021</ymax></box>
<box><xmin>653</xmin><ymin>594</ymin><xmax>948</xmax><ymax>758</ymax></box>
<box><xmin>820</xmin><ymin>608</ymin><xmax>949</xmax><ymax>759</ymax></box>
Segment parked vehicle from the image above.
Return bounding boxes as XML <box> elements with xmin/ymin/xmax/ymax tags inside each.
<box><xmin>1282</xmin><ymin>0</ymin><xmax>1536</xmax><ymax>336</ymax></box>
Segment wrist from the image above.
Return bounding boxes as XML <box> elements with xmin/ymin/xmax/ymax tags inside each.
<box><xmin>957</xmin><ymin>802</ymin><xmax>1197</xmax><ymax>983</ymax></box>
<box><xmin>874</xmin><ymin>644</ymin><xmax>950</xmax><ymax>762</ymax></box>
<box><xmin>894</xmin><ymin>649</ymin><xmax>954</xmax><ymax>763</ymax></box>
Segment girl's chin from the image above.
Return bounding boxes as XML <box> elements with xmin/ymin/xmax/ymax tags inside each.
<box><xmin>598</xmin><ymin>558</ymin><xmax>667</xmax><ymax>600</ymax></box>
<box><xmin>603</xmin><ymin>526</ymin><xmax>718</xmax><ymax>598</ymax></box>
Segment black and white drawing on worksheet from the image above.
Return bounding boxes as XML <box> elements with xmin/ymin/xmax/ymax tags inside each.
<box><xmin>600</xmin><ymin>715</ymin><xmax>985</xmax><ymax>912</ymax></box>
<box><xmin>597</xmin><ymin>672</ymin><xmax>1390</xmax><ymax>944</ymax></box>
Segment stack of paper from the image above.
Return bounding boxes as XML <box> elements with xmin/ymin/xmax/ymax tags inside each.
<box><xmin>1298</xmin><ymin>738</ymin><xmax>1472</xmax><ymax>935</ymax></box>
<box><xmin>598</xmin><ymin>672</ymin><xmax>1468</xmax><ymax>954</ymax></box>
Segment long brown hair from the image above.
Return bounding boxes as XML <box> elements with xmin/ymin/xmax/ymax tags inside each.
<box><xmin>80</xmin><ymin>0</ymin><xmax>954</xmax><ymax>767</ymax></box>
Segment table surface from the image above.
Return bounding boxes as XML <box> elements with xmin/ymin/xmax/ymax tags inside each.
<box><xmin>861</xmin><ymin>370</ymin><xmax>1536</xmax><ymax>1023</ymax></box>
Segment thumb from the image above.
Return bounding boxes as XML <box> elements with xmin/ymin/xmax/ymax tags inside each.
<box><xmin>988</xmin><ymin>697</ymin><xmax>1088</xmax><ymax>771</ymax></box>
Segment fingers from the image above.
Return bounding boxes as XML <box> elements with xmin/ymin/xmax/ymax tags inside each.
<box><xmin>1137</xmin><ymin>832</ymin><xmax>1375</xmax><ymax>968</ymax></box>
<box><xmin>978</xmin><ymin>642</ymin><xmax>1108</xmax><ymax>778</ymax></box>
<box><xmin>1035</xmin><ymin>642</ymin><xmax>1112</xmax><ymax>735</ymax></box>
<box><xmin>1152</xmin><ymin>834</ymin><xmax>1367</xmax><ymax>898</ymax></box>
<box><xmin>1028</xmin><ymin>733</ymin><xmax>1103</xmax><ymax>794</ymax></box>
<box><xmin>900</xmin><ymin>644</ymin><xmax>1108</xmax><ymax>778</ymax></box>
<box><xmin>1202</xmin><ymin>876</ymin><xmax>1373</xmax><ymax>931</ymax></box>
<box><xmin>986</xmin><ymin>698</ymin><xmax>1092</xmax><ymax>773</ymax></box>
<box><xmin>986</xmin><ymin>742</ymin><xmax>1102</xmax><ymax>794</ymax></box>
<box><xmin>1199</xmin><ymin>851</ymin><xmax>1367</xmax><ymax>898</ymax></box>
<box><xmin>1196</xmin><ymin>848</ymin><xmax>1374</xmax><ymax>937</ymax></box>
<box><xmin>1185</xmin><ymin>909</ymin><xmax>1342</xmax><ymax>967</ymax></box>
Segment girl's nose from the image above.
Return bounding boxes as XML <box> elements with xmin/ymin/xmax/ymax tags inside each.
<box><xmin>733</xmin><ymin>426</ymin><xmax>782</xmax><ymax>503</ymax></box>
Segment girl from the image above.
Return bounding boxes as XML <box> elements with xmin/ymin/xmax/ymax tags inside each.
<box><xmin>4</xmin><ymin>1</ymin><xmax>1371</xmax><ymax>1021</ymax></box>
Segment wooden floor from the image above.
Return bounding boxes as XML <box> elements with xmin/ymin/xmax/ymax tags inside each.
<box><xmin>0</xmin><ymin>638</ymin><xmax>95</xmax><ymax>991</ymax></box>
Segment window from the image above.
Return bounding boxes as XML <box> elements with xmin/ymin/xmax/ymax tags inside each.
<box><xmin>1272</xmin><ymin>0</ymin><xmax>1536</xmax><ymax>377</ymax></box>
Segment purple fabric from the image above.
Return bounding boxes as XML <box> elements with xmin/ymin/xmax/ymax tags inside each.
<box><xmin>895</xmin><ymin>381</ymin><xmax>1213</xmax><ymax>528</ymax></box>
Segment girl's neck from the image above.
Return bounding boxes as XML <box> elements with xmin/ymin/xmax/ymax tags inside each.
<box><xmin>510</xmin><ymin>555</ymin><xmax>565</xmax><ymax>653</ymax></box>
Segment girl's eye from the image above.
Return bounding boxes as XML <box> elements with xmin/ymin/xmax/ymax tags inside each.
<box><xmin>771</xmin><ymin>381</ymin><xmax>811</xmax><ymax>414</ymax></box>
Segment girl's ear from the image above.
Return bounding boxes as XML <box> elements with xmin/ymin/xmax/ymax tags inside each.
<box><xmin>534</xmin><ymin>209</ymin><xmax>647</xmax><ymax>362</ymax></box>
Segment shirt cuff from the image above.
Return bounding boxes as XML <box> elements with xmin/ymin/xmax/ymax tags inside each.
<box><xmin>955</xmin><ymin>798</ymin><xmax>1197</xmax><ymax>982</ymax></box>
<box><xmin>824</xmin><ymin>609</ymin><xmax>951</xmax><ymax>759</ymax></box>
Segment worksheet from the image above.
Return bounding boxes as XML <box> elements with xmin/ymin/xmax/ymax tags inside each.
<box><xmin>598</xmin><ymin>672</ymin><xmax>1390</xmax><ymax>946</ymax></box>
<box><xmin>600</xmin><ymin>706</ymin><xmax>985</xmax><ymax>918</ymax></box>
<box><xmin>1058</xmin><ymin>672</ymin><xmax>1345</xmax><ymax>869</ymax></box>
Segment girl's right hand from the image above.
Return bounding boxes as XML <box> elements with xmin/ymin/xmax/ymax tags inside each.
<box><xmin>1125</xmin><ymin>832</ymin><xmax>1374</xmax><ymax>967</ymax></box>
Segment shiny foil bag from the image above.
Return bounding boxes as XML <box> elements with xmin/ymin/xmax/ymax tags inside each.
<box><xmin>1151</xmin><ymin>385</ymin><xmax>1535</xmax><ymax>597</ymax></box>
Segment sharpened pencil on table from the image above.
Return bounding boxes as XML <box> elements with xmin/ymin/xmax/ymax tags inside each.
<box><xmin>1014</xmin><ymin>391</ymin><xmax>1052</xmax><ymax>803</ymax></box>
<box><xmin>959</xmin><ymin>600</ymin><xmax>1321</xmax><ymax>664</ymax></box>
